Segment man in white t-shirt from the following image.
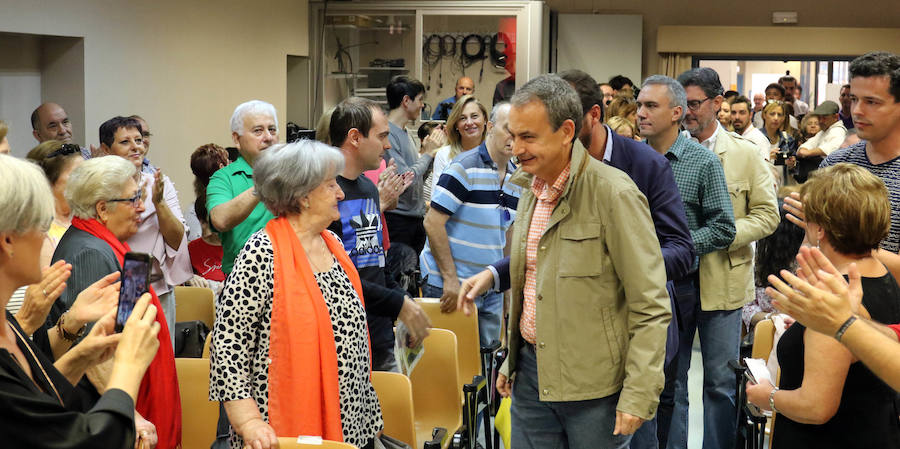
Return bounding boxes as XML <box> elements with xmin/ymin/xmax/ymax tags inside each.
<box><xmin>797</xmin><ymin>101</ymin><xmax>848</xmax><ymax>159</ymax></box>
<box><xmin>731</xmin><ymin>95</ymin><xmax>771</xmax><ymax>160</ymax></box>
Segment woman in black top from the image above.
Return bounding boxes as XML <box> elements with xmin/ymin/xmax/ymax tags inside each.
<box><xmin>747</xmin><ymin>163</ymin><xmax>900</xmax><ymax>448</ymax></box>
<box><xmin>0</xmin><ymin>154</ymin><xmax>162</xmax><ymax>448</ymax></box>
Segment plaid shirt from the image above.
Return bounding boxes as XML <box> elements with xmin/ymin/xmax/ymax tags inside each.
<box><xmin>665</xmin><ymin>133</ymin><xmax>735</xmax><ymax>265</ymax></box>
<box><xmin>520</xmin><ymin>165</ymin><xmax>571</xmax><ymax>344</ymax></box>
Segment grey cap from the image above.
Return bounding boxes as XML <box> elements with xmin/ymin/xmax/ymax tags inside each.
<box><xmin>811</xmin><ymin>100</ymin><xmax>840</xmax><ymax>116</ymax></box>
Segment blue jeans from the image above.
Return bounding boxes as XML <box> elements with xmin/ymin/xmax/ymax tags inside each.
<box><xmin>510</xmin><ymin>344</ymin><xmax>631</xmax><ymax>449</ymax></box>
<box><xmin>421</xmin><ymin>283</ymin><xmax>503</xmax><ymax>348</ymax></box>
<box><xmin>666</xmin><ymin>294</ymin><xmax>742</xmax><ymax>449</ymax></box>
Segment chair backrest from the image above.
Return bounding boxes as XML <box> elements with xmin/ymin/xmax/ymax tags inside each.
<box><xmin>409</xmin><ymin>328</ymin><xmax>462</xmax><ymax>448</ymax></box>
<box><xmin>276</xmin><ymin>437</ymin><xmax>358</xmax><ymax>448</ymax></box>
<box><xmin>371</xmin><ymin>371</ymin><xmax>417</xmax><ymax>448</ymax></box>
<box><xmin>416</xmin><ymin>298</ymin><xmax>481</xmax><ymax>388</ymax></box>
<box><xmin>175</xmin><ymin>358</ymin><xmax>219</xmax><ymax>449</ymax></box>
<box><xmin>175</xmin><ymin>286</ymin><xmax>215</xmax><ymax>329</ymax></box>
<box><xmin>752</xmin><ymin>319</ymin><xmax>775</xmax><ymax>360</ymax></box>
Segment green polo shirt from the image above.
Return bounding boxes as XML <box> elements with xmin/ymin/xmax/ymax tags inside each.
<box><xmin>206</xmin><ymin>156</ymin><xmax>275</xmax><ymax>274</ymax></box>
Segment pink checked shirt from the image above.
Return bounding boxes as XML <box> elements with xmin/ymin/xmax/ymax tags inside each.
<box><xmin>519</xmin><ymin>165</ymin><xmax>571</xmax><ymax>344</ymax></box>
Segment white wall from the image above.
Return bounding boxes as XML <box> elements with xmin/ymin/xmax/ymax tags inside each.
<box><xmin>0</xmin><ymin>0</ymin><xmax>309</xmax><ymax>207</ymax></box>
<box><xmin>555</xmin><ymin>14</ymin><xmax>642</xmax><ymax>87</ymax></box>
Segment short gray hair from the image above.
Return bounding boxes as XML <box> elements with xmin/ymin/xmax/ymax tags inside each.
<box><xmin>66</xmin><ymin>156</ymin><xmax>136</xmax><ymax>219</ymax></box>
<box><xmin>642</xmin><ymin>75</ymin><xmax>688</xmax><ymax>121</ymax></box>
<box><xmin>0</xmin><ymin>154</ymin><xmax>54</xmax><ymax>233</ymax></box>
<box><xmin>230</xmin><ymin>100</ymin><xmax>279</xmax><ymax>135</ymax></box>
<box><xmin>490</xmin><ymin>102</ymin><xmax>511</xmax><ymax>123</ymax></box>
<box><xmin>510</xmin><ymin>74</ymin><xmax>582</xmax><ymax>139</ymax></box>
<box><xmin>254</xmin><ymin>140</ymin><xmax>345</xmax><ymax>217</ymax></box>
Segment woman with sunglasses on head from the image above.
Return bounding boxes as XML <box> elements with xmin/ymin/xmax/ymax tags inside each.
<box><xmin>50</xmin><ymin>155</ymin><xmax>180</xmax><ymax>449</ymax></box>
<box><xmin>26</xmin><ymin>141</ymin><xmax>84</xmax><ymax>267</ymax></box>
<box><xmin>759</xmin><ymin>101</ymin><xmax>798</xmax><ymax>188</ymax></box>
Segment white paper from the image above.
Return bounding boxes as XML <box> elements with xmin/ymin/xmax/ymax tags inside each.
<box><xmin>744</xmin><ymin>357</ymin><xmax>773</xmax><ymax>385</ymax></box>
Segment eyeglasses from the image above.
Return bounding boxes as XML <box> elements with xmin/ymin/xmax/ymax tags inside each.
<box><xmin>686</xmin><ymin>97</ymin><xmax>711</xmax><ymax>111</ymax></box>
<box><xmin>46</xmin><ymin>143</ymin><xmax>81</xmax><ymax>159</ymax></box>
<box><xmin>107</xmin><ymin>189</ymin><xmax>144</xmax><ymax>208</ymax></box>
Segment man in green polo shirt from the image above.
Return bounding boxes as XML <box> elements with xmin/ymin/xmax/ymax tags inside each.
<box><xmin>207</xmin><ymin>100</ymin><xmax>279</xmax><ymax>274</ymax></box>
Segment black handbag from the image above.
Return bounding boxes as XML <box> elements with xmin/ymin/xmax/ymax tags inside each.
<box><xmin>174</xmin><ymin>320</ymin><xmax>210</xmax><ymax>358</ymax></box>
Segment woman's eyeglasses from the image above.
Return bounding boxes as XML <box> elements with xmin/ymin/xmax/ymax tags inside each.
<box><xmin>107</xmin><ymin>189</ymin><xmax>144</xmax><ymax>208</ymax></box>
<box><xmin>46</xmin><ymin>144</ymin><xmax>81</xmax><ymax>159</ymax></box>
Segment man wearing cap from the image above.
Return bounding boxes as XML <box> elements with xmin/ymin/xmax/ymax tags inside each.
<box><xmin>796</xmin><ymin>100</ymin><xmax>848</xmax><ymax>159</ymax></box>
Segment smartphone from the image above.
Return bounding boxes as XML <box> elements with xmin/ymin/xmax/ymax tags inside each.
<box><xmin>115</xmin><ymin>252</ymin><xmax>152</xmax><ymax>332</ymax></box>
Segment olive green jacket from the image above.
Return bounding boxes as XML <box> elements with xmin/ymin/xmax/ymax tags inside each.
<box><xmin>499</xmin><ymin>144</ymin><xmax>671</xmax><ymax>420</ymax></box>
<box><xmin>699</xmin><ymin>129</ymin><xmax>779</xmax><ymax>311</ymax></box>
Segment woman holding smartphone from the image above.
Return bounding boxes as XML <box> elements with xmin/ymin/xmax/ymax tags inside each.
<box><xmin>51</xmin><ymin>155</ymin><xmax>181</xmax><ymax>449</ymax></box>
<box><xmin>0</xmin><ymin>154</ymin><xmax>162</xmax><ymax>448</ymax></box>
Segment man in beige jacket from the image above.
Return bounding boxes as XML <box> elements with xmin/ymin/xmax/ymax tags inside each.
<box><xmin>484</xmin><ymin>74</ymin><xmax>671</xmax><ymax>449</ymax></box>
<box><xmin>666</xmin><ymin>68</ymin><xmax>779</xmax><ymax>449</ymax></box>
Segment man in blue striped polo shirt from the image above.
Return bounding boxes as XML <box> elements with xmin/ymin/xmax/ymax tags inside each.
<box><xmin>421</xmin><ymin>102</ymin><xmax>521</xmax><ymax>346</ymax></box>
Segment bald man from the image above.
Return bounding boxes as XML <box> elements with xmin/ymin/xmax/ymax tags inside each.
<box><xmin>432</xmin><ymin>76</ymin><xmax>475</xmax><ymax>120</ymax></box>
<box><xmin>31</xmin><ymin>102</ymin><xmax>90</xmax><ymax>159</ymax></box>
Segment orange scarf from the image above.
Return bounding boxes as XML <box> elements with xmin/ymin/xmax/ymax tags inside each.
<box><xmin>266</xmin><ymin>217</ymin><xmax>366</xmax><ymax>442</ymax></box>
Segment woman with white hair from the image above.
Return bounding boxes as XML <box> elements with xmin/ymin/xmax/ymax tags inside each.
<box><xmin>210</xmin><ymin>140</ymin><xmax>383</xmax><ymax>449</ymax></box>
<box><xmin>51</xmin><ymin>155</ymin><xmax>181</xmax><ymax>449</ymax></box>
<box><xmin>0</xmin><ymin>154</ymin><xmax>163</xmax><ymax>447</ymax></box>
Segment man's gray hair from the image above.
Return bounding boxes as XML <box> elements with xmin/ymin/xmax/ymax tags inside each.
<box><xmin>490</xmin><ymin>102</ymin><xmax>511</xmax><ymax>123</ymax></box>
<box><xmin>510</xmin><ymin>74</ymin><xmax>582</xmax><ymax>139</ymax></box>
<box><xmin>254</xmin><ymin>140</ymin><xmax>345</xmax><ymax>217</ymax></box>
<box><xmin>642</xmin><ymin>75</ymin><xmax>688</xmax><ymax>121</ymax></box>
<box><xmin>0</xmin><ymin>154</ymin><xmax>54</xmax><ymax>233</ymax></box>
<box><xmin>230</xmin><ymin>100</ymin><xmax>279</xmax><ymax>135</ymax></box>
<box><xmin>66</xmin><ymin>156</ymin><xmax>137</xmax><ymax>219</ymax></box>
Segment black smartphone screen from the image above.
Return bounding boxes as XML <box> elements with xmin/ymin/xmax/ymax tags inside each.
<box><xmin>115</xmin><ymin>253</ymin><xmax>151</xmax><ymax>332</ymax></box>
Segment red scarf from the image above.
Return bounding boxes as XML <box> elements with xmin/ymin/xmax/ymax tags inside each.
<box><xmin>266</xmin><ymin>217</ymin><xmax>366</xmax><ymax>442</ymax></box>
<box><xmin>71</xmin><ymin>217</ymin><xmax>182</xmax><ymax>449</ymax></box>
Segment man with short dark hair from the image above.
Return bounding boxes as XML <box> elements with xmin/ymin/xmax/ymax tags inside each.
<box><xmin>839</xmin><ymin>83</ymin><xmax>855</xmax><ymax>129</ymax></box>
<box><xmin>609</xmin><ymin>74</ymin><xmax>635</xmax><ymax>98</ymax></box>
<box><xmin>779</xmin><ymin>74</ymin><xmax>809</xmax><ymax>116</ymax></box>
<box><xmin>328</xmin><ymin>97</ymin><xmax>432</xmax><ymax>372</ymax></box>
<box><xmin>432</xmin><ymin>76</ymin><xmax>475</xmax><ymax>120</ymax></box>
<box><xmin>672</xmin><ymin>67</ymin><xmax>778</xmax><ymax>449</ymax></box>
<box><xmin>731</xmin><ymin>95</ymin><xmax>771</xmax><ymax>160</ymax></box>
<box><xmin>385</xmin><ymin>75</ymin><xmax>438</xmax><ymax>255</ymax></box>
<box><xmin>493</xmin><ymin>73</ymin><xmax>671</xmax><ymax>449</ymax></box>
<box><xmin>787</xmin><ymin>52</ymin><xmax>900</xmax><ymax>281</ymax></box>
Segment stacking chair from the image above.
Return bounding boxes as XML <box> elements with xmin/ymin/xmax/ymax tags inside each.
<box><xmin>202</xmin><ymin>332</ymin><xmax>212</xmax><ymax>358</ymax></box>
<box><xmin>416</xmin><ymin>298</ymin><xmax>499</xmax><ymax>449</ymax></box>
<box><xmin>734</xmin><ymin>318</ymin><xmax>778</xmax><ymax>449</ymax></box>
<box><xmin>409</xmin><ymin>328</ymin><xmax>463</xmax><ymax>449</ymax></box>
<box><xmin>415</xmin><ymin>298</ymin><xmax>481</xmax><ymax>393</ymax></box>
<box><xmin>175</xmin><ymin>358</ymin><xmax>219</xmax><ymax>449</ymax></box>
<box><xmin>371</xmin><ymin>371</ymin><xmax>417</xmax><ymax>448</ymax></box>
<box><xmin>276</xmin><ymin>437</ymin><xmax>358</xmax><ymax>448</ymax></box>
<box><xmin>174</xmin><ymin>286</ymin><xmax>215</xmax><ymax>329</ymax></box>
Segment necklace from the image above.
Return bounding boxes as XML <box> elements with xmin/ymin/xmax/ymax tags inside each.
<box><xmin>7</xmin><ymin>322</ymin><xmax>63</xmax><ymax>405</ymax></box>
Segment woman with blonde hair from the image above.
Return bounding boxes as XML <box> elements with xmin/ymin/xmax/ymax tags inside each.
<box><xmin>430</xmin><ymin>95</ymin><xmax>487</xmax><ymax>194</ymax></box>
<box><xmin>605</xmin><ymin>94</ymin><xmax>638</xmax><ymax>127</ymax></box>
<box><xmin>606</xmin><ymin>115</ymin><xmax>639</xmax><ymax>140</ymax></box>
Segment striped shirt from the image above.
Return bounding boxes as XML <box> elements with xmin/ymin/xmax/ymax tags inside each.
<box><xmin>420</xmin><ymin>143</ymin><xmax>521</xmax><ymax>287</ymax></box>
<box><xmin>520</xmin><ymin>164</ymin><xmax>570</xmax><ymax>345</ymax></box>
<box><xmin>822</xmin><ymin>141</ymin><xmax>900</xmax><ymax>252</ymax></box>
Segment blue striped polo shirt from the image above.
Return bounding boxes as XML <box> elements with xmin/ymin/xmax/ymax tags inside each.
<box><xmin>420</xmin><ymin>143</ymin><xmax>521</xmax><ymax>288</ymax></box>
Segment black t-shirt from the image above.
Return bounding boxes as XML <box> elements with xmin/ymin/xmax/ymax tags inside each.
<box><xmin>329</xmin><ymin>175</ymin><xmax>405</xmax><ymax>349</ymax></box>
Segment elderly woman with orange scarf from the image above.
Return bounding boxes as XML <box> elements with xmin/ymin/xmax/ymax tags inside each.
<box><xmin>210</xmin><ymin>140</ymin><xmax>383</xmax><ymax>449</ymax></box>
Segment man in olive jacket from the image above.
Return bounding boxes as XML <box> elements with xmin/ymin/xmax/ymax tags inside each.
<box><xmin>495</xmin><ymin>74</ymin><xmax>671</xmax><ymax>449</ymax></box>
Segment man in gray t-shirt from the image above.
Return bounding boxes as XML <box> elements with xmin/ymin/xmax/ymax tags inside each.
<box><xmin>384</xmin><ymin>76</ymin><xmax>441</xmax><ymax>254</ymax></box>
